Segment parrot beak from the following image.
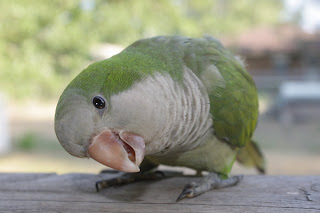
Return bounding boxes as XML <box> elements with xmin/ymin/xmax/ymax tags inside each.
<box><xmin>88</xmin><ymin>129</ymin><xmax>145</xmax><ymax>173</ymax></box>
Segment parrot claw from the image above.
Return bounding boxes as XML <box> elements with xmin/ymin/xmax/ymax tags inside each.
<box><xmin>95</xmin><ymin>182</ymin><xmax>100</xmax><ymax>192</ymax></box>
<box><xmin>176</xmin><ymin>173</ymin><xmax>243</xmax><ymax>202</ymax></box>
<box><xmin>176</xmin><ymin>188</ymin><xmax>195</xmax><ymax>202</ymax></box>
<box><xmin>95</xmin><ymin>170</ymin><xmax>183</xmax><ymax>192</ymax></box>
<box><xmin>176</xmin><ymin>181</ymin><xmax>201</xmax><ymax>202</ymax></box>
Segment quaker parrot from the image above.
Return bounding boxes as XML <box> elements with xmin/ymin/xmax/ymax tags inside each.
<box><xmin>54</xmin><ymin>36</ymin><xmax>265</xmax><ymax>201</ymax></box>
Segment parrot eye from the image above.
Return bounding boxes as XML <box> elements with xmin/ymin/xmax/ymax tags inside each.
<box><xmin>92</xmin><ymin>96</ymin><xmax>106</xmax><ymax>110</ymax></box>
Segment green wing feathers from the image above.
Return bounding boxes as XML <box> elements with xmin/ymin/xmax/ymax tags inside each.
<box><xmin>210</xmin><ymin>57</ymin><xmax>259</xmax><ymax>147</ymax></box>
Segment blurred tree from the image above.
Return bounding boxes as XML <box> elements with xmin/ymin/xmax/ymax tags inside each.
<box><xmin>0</xmin><ymin>0</ymin><xmax>284</xmax><ymax>100</ymax></box>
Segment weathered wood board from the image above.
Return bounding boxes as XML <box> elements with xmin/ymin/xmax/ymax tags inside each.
<box><xmin>0</xmin><ymin>173</ymin><xmax>319</xmax><ymax>213</ymax></box>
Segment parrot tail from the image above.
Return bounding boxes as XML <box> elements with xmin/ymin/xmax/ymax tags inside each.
<box><xmin>236</xmin><ymin>140</ymin><xmax>266</xmax><ymax>174</ymax></box>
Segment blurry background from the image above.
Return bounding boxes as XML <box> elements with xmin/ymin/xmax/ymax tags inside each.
<box><xmin>0</xmin><ymin>0</ymin><xmax>319</xmax><ymax>175</ymax></box>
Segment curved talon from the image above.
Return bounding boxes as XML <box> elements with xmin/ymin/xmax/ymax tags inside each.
<box><xmin>176</xmin><ymin>193</ymin><xmax>187</xmax><ymax>202</ymax></box>
<box><xmin>176</xmin><ymin>188</ymin><xmax>195</xmax><ymax>202</ymax></box>
<box><xmin>95</xmin><ymin>181</ymin><xmax>101</xmax><ymax>192</ymax></box>
<box><xmin>95</xmin><ymin>180</ymin><xmax>111</xmax><ymax>192</ymax></box>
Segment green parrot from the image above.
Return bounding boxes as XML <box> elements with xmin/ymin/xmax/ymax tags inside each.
<box><xmin>54</xmin><ymin>36</ymin><xmax>265</xmax><ymax>201</ymax></box>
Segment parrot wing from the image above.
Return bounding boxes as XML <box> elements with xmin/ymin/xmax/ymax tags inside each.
<box><xmin>182</xmin><ymin>36</ymin><xmax>259</xmax><ymax>148</ymax></box>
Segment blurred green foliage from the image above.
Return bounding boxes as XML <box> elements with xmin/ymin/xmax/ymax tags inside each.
<box><xmin>15</xmin><ymin>131</ymin><xmax>62</xmax><ymax>151</ymax></box>
<box><xmin>0</xmin><ymin>0</ymin><xmax>283</xmax><ymax>100</ymax></box>
<box><xmin>15</xmin><ymin>132</ymin><xmax>37</xmax><ymax>150</ymax></box>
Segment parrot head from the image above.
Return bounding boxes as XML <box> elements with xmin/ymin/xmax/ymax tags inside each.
<box><xmin>54</xmin><ymin>56</ymin><xmax>155</xmax><ymax>173</ymax></box>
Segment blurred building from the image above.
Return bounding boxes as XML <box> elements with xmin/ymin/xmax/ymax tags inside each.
<box><xmin>223</xmin><ymin>25</ymin><xmax>320</xmax><ymax>123</ymax></box>
<box><xmin>223</xmin><ymin>24</ymin><xmax>320</xmax><ymax>91</ymax></box>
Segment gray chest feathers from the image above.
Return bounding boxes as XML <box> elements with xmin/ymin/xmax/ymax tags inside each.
<box><xmin>143</xmin><ymin>67</ymin><xmax>214</xmax><ymax>155</ymax></box>
<box><xmin>108</xmin><ymin>66</ymin><xmax>214</xmax><ymax>155</ymax></box>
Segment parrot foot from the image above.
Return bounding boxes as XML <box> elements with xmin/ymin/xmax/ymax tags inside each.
<box><xmin>96</xmin><ymin>170</ymin><xmax>183</xmax><ymax>192</ymax></box>
<box><xmin>176</xmin><ymin>173</ymin><xmax>243</xmax><ymax>202</ymax></box>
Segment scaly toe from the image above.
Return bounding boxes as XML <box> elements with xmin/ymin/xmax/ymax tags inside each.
<box><xmin>183</xmin><ymin>182</ymin><xmax>198</xmax><ymax>190</ymax></box>
<box><xmin>95</xmin><ymin>181</ymin><xmax>102</xmax><ymax>192</ymax></box>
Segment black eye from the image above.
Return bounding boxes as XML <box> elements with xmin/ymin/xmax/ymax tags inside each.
<box><xmin>92</xmin><ymin>96</ymin><xmax>106</xmax><ymax>109</ymax></box>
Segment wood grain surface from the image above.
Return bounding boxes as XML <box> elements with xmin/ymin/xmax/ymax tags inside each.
<box><xmin>0</xmin><ymin>173</ymin><xmax>319</xmax><ymax>213</ymax></box>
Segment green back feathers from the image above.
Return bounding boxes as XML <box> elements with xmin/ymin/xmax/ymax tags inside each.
<box><xmin>66</xmin><ymin>35</ymin><xmax>258</xmax><ymax>148</ymax></box>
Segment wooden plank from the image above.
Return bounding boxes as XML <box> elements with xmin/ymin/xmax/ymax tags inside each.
<box><xmin>0</xmin><ymin>173</ymin><xmax>319</xmax><ymax>213</ymax></box>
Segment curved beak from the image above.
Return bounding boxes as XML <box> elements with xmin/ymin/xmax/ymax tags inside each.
<box><xmin>88</xmin><ymin>129</ymin><xmax>145</xmax><ymax>173</ymax></box>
